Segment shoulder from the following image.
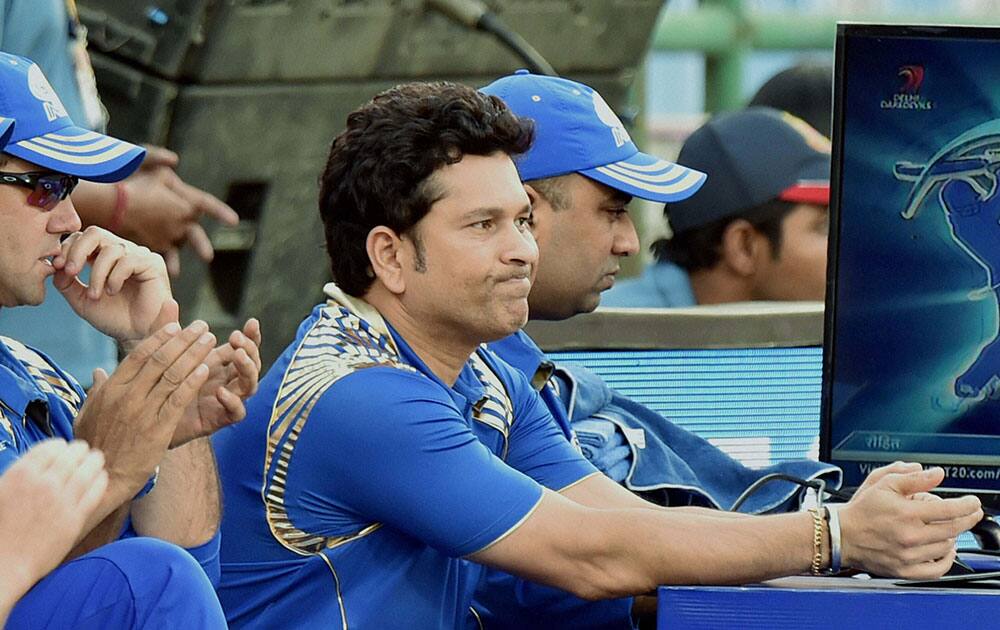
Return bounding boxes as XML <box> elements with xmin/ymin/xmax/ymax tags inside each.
<box><xmin>0</xmin><ymin>336</ymin><xmax>83</xmax><ymax>413</ymax></box>
<box><xmin>264</xmin><ymin>304</ymin><xmax>449</xmax><ymax>441</ymax></box>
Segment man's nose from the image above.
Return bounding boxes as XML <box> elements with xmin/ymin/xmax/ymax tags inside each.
<box><xmin>48</xmin><ymin>197</ymin><xmax>82</xmax><ymax>234</ymax></box>
<box><xmin>613</xmin><ymin>213</ymin><xmax>640</xmax><ymax>257</ymax></box>
<box><xmin>503</xmin><ymin>221</ymin><xmax>539</xmax><ymax>267</ymax></box>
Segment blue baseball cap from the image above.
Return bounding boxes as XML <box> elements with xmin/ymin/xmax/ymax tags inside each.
<box><xmin>0</xmin><ymin>53</ymin><xmax>145</xmax><ymax>182</ymax></box>
<box><xmin>481</xmin><ymin>70</ymin><xmax>706</xmax><ymax>202</ymax></box>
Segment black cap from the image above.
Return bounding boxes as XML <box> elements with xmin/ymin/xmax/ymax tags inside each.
<box><xmin>665</xmin><ymin>107</ymin><xmax>831</xmax><ymax>234</ymax></box>
<box><xmin>749</xmin><ymin>62</ymin><xmax>833</xmax><ymax>137</ymax></box>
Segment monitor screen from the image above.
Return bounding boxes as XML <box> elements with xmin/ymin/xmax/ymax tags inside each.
<box><xmin>822</xmin><ymin>24</ymin><xmax>1000</xmax><ymax>509</ymax></box>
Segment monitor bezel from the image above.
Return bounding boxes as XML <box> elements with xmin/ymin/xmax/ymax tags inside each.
<box><xmin>820</xmin><ymin>23</ymin><xmax>1000</xmax><ymax>511</ymax></box>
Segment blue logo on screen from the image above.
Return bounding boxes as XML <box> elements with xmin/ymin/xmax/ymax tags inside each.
<box><xmin>894</xmin><ymin>120</ymin><xmax>1000</xmax><ymax>399</ymax></box>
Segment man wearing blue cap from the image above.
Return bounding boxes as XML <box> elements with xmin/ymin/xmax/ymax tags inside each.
<box><xmin>605</xmin><ymin>107</ymin><xmax>831</xmax><ymax>307</ymax></box>
<box><xmin>213</xmin><ymin>79</ymin><xmax>982</xmax><ymax>629</ymax></box>
<box><xmin>474</xmin><ymin>73</ymin><xmax>840</xmax><ymax>628</ymax></box>
<box><xmin>0</xmin><ymin>52</ymin><xmax>261</xmax><ymax>628</ymax></box>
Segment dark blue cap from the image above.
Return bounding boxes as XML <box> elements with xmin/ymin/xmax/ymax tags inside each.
<box><xmin>666</xmin><ymin>107</ymin><xmax>831</xmax><ymax>233</ymax></box>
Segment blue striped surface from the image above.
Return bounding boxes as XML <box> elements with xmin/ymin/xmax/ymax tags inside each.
<box><xmin>548</xmin><ymin>347</ymin><xmax>823</xmax><ymax>469</ymax></box>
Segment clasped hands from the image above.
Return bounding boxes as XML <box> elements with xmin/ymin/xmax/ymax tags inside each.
<box><xmin>52</xmin><ymin>226</ymin><xmax>260</xmax><ymax>498</ymax></box>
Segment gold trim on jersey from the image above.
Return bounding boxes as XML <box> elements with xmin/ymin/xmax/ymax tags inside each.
<box><xmin>0</xmin><ymin>404</ymin><xmax>16</xmax><ymax>449</ymax></box>
<box><xmin>261</xmin><ymin>294</ymin><xmax>419</xmax><ymax>627</ymax></box>
<box><xmin>469</xmin><ymin>349</ymin><xmax>515</xmax><ymax>460</ymax></box>
<box><xmin>0</xmin><ymin>336</ymin><xmax>83</xmax><ymax>415</ymax></box>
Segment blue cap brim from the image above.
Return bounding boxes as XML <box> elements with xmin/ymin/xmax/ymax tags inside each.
<box><xmin>580</xmin><ymin>151</ymin><xmax>707</xmax><ymax>203</ymax></box>
<box><xmin>0</xmin><ymin>117</ymin><xmax>13</xmax><ymax>149</ymax></box>
<box><xmin>5</xmin><ymin>124</ymin><xmax>145</xmax><ymax>183</ymax></box>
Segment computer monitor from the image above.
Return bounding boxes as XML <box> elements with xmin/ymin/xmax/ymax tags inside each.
<box><xmin>822</xmin><ymin>23</ymin><xmax>1000</xmax><ymax>511</ymax></box>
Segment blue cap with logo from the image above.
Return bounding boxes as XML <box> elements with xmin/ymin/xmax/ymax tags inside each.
<box><xmin>481</xmin><ymin>70</ymin><xmax>706</xmax><ymax>202</ymax></box>
<box><xmin>0</xmin><ymin>53</ymin><xmax>145</xmax><ymax>182</ymax></box>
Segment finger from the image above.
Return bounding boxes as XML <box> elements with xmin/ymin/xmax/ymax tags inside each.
<box><xmin>90</xmin><ymin>367</ymin><xmax>109</xmax><ymax>392</ymax></box>
<box><xmin>147</xmin><ymin>328</ymin><xmax>216</xmax><ymax>404</ymax></box>
<box><xmin>228</xmin><ymin>347</ymin><xmax>259</xmax><ymax>397</ymax></box>
<box><xmin>18</xmin><ymin>439</ymin><xmax>70</xmax><ymax>473</ymax></box>
<box><xmin>141</xmin><ymin>145</ymin><xmax>179</xmax><ymax>168</ymax></box>
<box><xmin>243</xmin><ymin>317</ymin><xmax>263</xmax><ymax>367</ymax></box>
<box><xmin>186</xmin><ymin>223</ymin><xmax>215</xmax><ymax>262</ymax></box>
<box><xmin>860</xmin><ymin>461</ymin><xmax>923</xmax><ymax>489</ymax></box>
<box><xmin>85</xmin><ymin>242</ymin><xmax>128</xmax><ymax>298</ymax></box>
<box><xmin>78</xmin><ymin>466</ymin><xmax>109</xmax><ymax>518</ymax></box>
<box><xmin>58</xmin><ymin>227</ymin><xmax>106</xmax><ymax>276</ymax></box>
<box><xmin>899</xmin><ymin>549</ymin><xmax>956</xmax><ymax>581</ymax></box>
<box><xmin>150</xmin><ymin>299</ymin><xmax>180</xmax><ymax>332</ymax></box>
<box><xmin>51</xmin><ymin>231</ymin><xmax>80</xmax><ymax>270</ymax></box>
<box><xmin>216</xmin><ymin>386</ymin><xmax>247</xmax><ymax>424</ymax></box>
<box><xmin>161</xmin><ymin>363</ymin><xmax>210</xmax><ymax>423</ymax></box>
<box><xmin>919</xmin><ymin>509</ymin><xmax>984</xmax><ymax>542</ymax></box>
<box><xmin>170</xmin><ymin>178</ymin><xmax>239</xmax><ymax>226</ymax></box>
<box><xmin>40</xmin><ymin>440</ymin><xmax>90</xmax><ymax>487</ymax></box>
<box><xmin>104</xmin><ymin>252</ymin><xmax>146</xmax><ymax>296</ymax></box>
<box><xmin>914</xmin><ymin>494</ymin><xmax>981</xmax><ymax>523</ymax></box>
<box><xmin>883</xmin><ymin>467</ymin><xmax>945</xmax><ymax>496</ymax></box>
<box><xmin>900</xmin><ymin>538</ymin><xmax>959</xmax><ymax>565</ymax></box>
<box><xmin>231</xmin><ymin>328</ymin><xmax>261</xmax><ymax>372</ymax></box>
<box><xmin>67</xmin><ymin>447</ymin><xmax>107</xmax><ymax>502</ymax></box>
<box><xmin>113</xmin><ymin>321</ymin><xmax>183</xmax><ymax>383</ymax></box>
<box><xmin>134</xmin><ymin>321</ymin><xmax>212</xmax><ymax>396</ymax></box>
<box><xmin>911</xmin><ymin>492</ymin><xmax>942</xmax><ymax>502</ymax></box>
<box><xmin>164</xmin><ymin>248</ymin><xmax>181</xmax><ymax>277</ymax></box>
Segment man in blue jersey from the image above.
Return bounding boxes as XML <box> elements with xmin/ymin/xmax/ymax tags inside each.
<box><xmin>214</xmin><ymin>80</ymin><xmax>983</xmax><ymax>630</ymax></box>
<box><xmin>474</xmin><ymin>73</ymin><xmax>838</xmax><ymax>628</ymax></box>
<box><xmin>0</xmin><ymin>53</ymin><xmax>261</xmax><ymax>628</ymax></box>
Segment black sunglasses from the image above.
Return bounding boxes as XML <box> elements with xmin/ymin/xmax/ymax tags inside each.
<box><xmin>0</xmin><ymin>171</ymin><xmax>79</xmax><ymax>211</ymax></box>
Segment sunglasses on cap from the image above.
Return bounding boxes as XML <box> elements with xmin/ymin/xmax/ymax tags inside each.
<box><xmin>0</xmin><ymin>171</ymin><xmax>79</xmax><ymax>211</ymax></box>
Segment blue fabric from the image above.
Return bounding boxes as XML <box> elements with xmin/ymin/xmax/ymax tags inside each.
<box><xmin>574</xmin><ymin>419</ymin><xmax>631</xmax><ymax>482</ymax></box>
<box><xmin>5</xmin><ymin>538</ymin><xmax>226</xmax><ymax>629</ymax></box>
<box><xmin>555</xmin><ymin>363</ymin><xmax>841</xmax><ymax>513</ymax></box>
<box><xmin>214</xmin><ymin>297</ymin><xmax>596</xmax><ymax>629</ymax></box>
<box><xmin>602</xmin><ymin>261</ymin><xmax>696</xmax><ymax>308</ymax></box>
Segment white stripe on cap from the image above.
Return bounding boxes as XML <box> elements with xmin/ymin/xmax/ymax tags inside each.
<box><xmin>30</xmin><ymin>134</ymin><xmax>118</xmax><ymax>154</ymax></box>
<box><xmin>604</xmin><ymin>158</ymin><xmax>682</xmax><ymax>174</ymax></box>
<box><xmin>601</xmin><ymin>162</ymin><xmax>689</xmax><ymax>184</ymax></box>
<box><xmin>15</xmin><ymin>139</ymin><xmax>135</xmax><ymax>165</ymax></box>
<box><xmin>593</xmin><ymin>166</ymin><xmax>705</xmax><ymax>194</ymax></box>
<box><xmin>43</xmin><ymin>130</ymin><xmax>103</xmax><ymax>143</ymax></box>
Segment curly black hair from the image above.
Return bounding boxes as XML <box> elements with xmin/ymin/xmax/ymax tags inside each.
<box><xmin>318</xmin><ymin>81</ymin><xmax>534</xmax><ymax>296</ymax></box>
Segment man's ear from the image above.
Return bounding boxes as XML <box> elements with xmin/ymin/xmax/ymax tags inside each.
<box><xmin>718</xmin><ymin>219</ymin><xmax>763</xmax><ymax>277</ymax></box>
<box><xmin>523</xmin><ymin>183</ymin><xmax>541</xmax><ymax>207</ymax></box>
<box><xmin>366</xmin><ymin>226</ymin><xmax>406</xmax><ymax>294</ymax></box>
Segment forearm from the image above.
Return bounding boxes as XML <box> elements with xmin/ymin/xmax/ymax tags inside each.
<box><xmin>474</xmin><ymin>490</ymin><xmax>823</xmax><ymax>600</ymax></box>
<box><xmin>585</xmin><ymin>506</ymin><xmax>818</xmax><ymax>591</ymax></box>
<box><xmin>71</xmin><ymin>180</ymin><xmax>116</xmax><ymax>228</ymax></box>
<box><xmin>130</xmin><ymin>438</ymin><xmax>221</xmax><ymax>547</ymax></box>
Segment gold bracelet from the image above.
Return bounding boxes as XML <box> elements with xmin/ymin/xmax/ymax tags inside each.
<box><xmin>808</xmin><ymin>507</ymin><xmax>825</xmax><ymax>575</ymax></box>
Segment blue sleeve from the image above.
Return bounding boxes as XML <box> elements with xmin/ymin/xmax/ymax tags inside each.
<box><xmin>282</xmin><ymin>367</ymin><xmax>545</xmax><ymax>557</ymax></box>
<box><xmin>118</xmin><ymin>519</ymin><xmax>221</xmax><ymax>587</ymax></box>
<box><xmin>475</xmin><ymin>568</ymin><xmax>635</xmax><ymax>630</ymax></box>
<box><xmin>503</xmin><ymin>363</ymin><xmax>597</xmax><ymax>491</ymax></box>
